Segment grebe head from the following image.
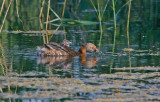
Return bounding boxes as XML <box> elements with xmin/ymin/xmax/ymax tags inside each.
<box><xmin>85</xmin><ymin>43</ymin><xmax>99</xmax><ymax>53</ymax></box>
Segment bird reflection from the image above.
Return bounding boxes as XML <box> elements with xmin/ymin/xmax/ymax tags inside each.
<box><xmin>37</xmin><ymin>56</ymin><xmax>73</xmax><ymax>68</ymax></box>
<box><xmin>79</xmin><ymin>56</ymin><xmax>98</xmax><ymax>68</ymax></box>
<box><xmin>37</xmin><ymin>56</ymin><xmax>98</xmax><ymax>68</ymax></box>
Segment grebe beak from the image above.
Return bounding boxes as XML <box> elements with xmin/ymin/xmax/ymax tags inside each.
<box><xmin>95</xmin><ymin>47</ymin><xmax>99</xmax><ymax>52</ymax></box>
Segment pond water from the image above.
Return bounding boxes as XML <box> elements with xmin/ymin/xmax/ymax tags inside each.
<box><xmin>0</xmin><ymin>0</ymin><xmax>160</xmax><ymax>101</ymax></box>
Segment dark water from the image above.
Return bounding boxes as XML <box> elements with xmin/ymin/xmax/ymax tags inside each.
<box><xmin>0</xmin><ymin>0</ymin><xmax>160</xmax><ymax>101</ymax></box>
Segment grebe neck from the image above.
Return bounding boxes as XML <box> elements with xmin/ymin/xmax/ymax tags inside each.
<box><xmin>78</xmin><ymin>45</ymin><xmax>86</xmax><ymax>56</ymax></box>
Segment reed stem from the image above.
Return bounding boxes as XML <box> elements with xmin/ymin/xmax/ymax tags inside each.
<box><xmin>46</xmin><ymin>0</ymin><xmax>50</xmax><ymax>43</ymax></box>
<box><xmin>127</xmin><ymin>0</ymin><xmax>131</xmax><ymax>48</ymax></box>
<box><xmin>62</xmin><ymin>0</ymin><xmax>67</xmax><ymax>39</ymax></box>
<box><xmin>62</xmin><ymin>0</ymin><xmax>67</xmax><ymax>17</ymax></box>
<box><xmin>112</xmin><ymin>0</ymin><xmax>117</xmax><ymax>55</ymax></box>
<box><xmin>97</xmin><ymin>0</ymin><xmax>103</xmax><ymax>47</ymax></box>
<box><xmin>39</xmin><ymin>0</ymin><xmax>46</xmax><ymax>44</ymax></box>
<box><xmin>46</xmin><ymin>0</ymin><xmax>50</xmax><ymax>30</ymax></box>
<box><xmin>0</xmin><ymin>0</ymin><xmax>13</xmax><ymax>33</ymax></box>
<box><xmin>16</xmin><ymin>0</ymin><xmax>20</xmax><ymax>20</ymax></box>
<box><xmin>90</xmin><ymin>0</ymin><xmax>109</xmax><ymax>48</ymax></box>
<box><xmin>39</xmin><ymin>0</ymin><xmax>45</xmax><ymax>19</ymax></box>
<box><xmin>16</xmin><ymin>0</ymin><xmax>24</xmax><ymax>30</ymax></box>
<box><xmin>0</xmin><ymin>0</ymin><xmax>6</xmax><ymax>16</ymax></box>
<box><xmin>99</xmin><ymin>20</ymin><xmax>103</xmax><ymax>47</ymax></box>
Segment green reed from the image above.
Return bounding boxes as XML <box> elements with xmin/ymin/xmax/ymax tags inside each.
<box><xmin>16</xmin><ymin>0</ymin><xmax>24</xmax><ymax>30</ymax></box>
<box><xmin>48</xmin><ymin>6</ymin><xmax>61</xmax><ymax>30</ymax></box>
<box><xmin>97</xmin><ymin>0</ymin><xmax>103</xmax><ymax>48</ymax></box>
<box><xmin>127</xmin><ymin>0</ymin><xmax>131</xmax><ymax>48</ymax></box>
<box><xmin>62</xmin><ymin>0</ymin><xmax>67</xmax><ymax>17</ymax></box>
<box><xmin>62</xmin><ymin>0</ymin><xmax>67</xmax><ymax>39</ymax></box>
<box><xmin>112</xmin><ymin>0</ymin><xmax>117</xmax><ymax>55</ymax></box>
<box><xmin>90</xmin><ymin>0</ymin><xmax>109</xmax><ymax>48</ymax></box>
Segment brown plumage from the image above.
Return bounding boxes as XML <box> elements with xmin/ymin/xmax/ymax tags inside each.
<box><xmin>37</xmin><ymin>42</ymin><xmax>99</xmax><ymax>57</ymax></box>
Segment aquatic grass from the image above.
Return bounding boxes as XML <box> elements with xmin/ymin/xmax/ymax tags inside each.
<box><xmin>109</xmin><ymin>58</ymin><xmax>114</xmax><ymax>73</ymax></box>
<box><xmin>112</xmin><ymin>0</ymin><xmax>117</xmax><ymax>55</ymax></box>
<box><xmin>0</xmin><ymin>0</ymin><xmax>6</xmax><ymax>16</ymax></box>
<box><xmin>46</xmin><ymin>0</ymin><xmax>51</xmax><ymax>31</ymax></box>
<box><xmin>46</xmin><ymin>6</ymin><xmax>62</xmax><ymax>40</ymax></box>
<box><xmin>46</xmin><ymin>5</ymin><xmax>61</xmax><ymax>27</ymax></box>
<box><xmin>127</xmin><ymin>0</ymin><xmax>132</xmax><ymax>72</ymax></box>
<box><xmin>62</xmin><ymin>0</ymin><xmax>67</xmax><ymax>39</ymax></box>
<box><xmin>61</xmin><ymin>18</ymin><xmax>99</xmax><ymax>26</ymax></box>
<box><xmin>62</xmin><ymin>0</ymin><xmax>67</xmax><ymax>17</ymax></box>
<box><xmin>127</xmin><ymin>0</ymin><xmax>131</xmax><ymax>48</ymax></box>
<box><xmin>39</xmin><ymin>0</ymin><xmax>52</xmax><ymax>44</ymax></box>
<box><xmin>45</xmin><ymin>0</ymin><xmax>51</xmax><ymax>43</ymax></box>
<box><xmin>116</xmin><ymin>0</ymin><xmax>132</xmax><ymax>16</ymax></box>
<box><xmin>39</xmin><ymin>0</ymin><xmax>45</xmax><ymax>30</ymax></box>
<box><xmin>0</xmin><ymin>0</ymin><xmax>13</xmax><ymax>33</ymax></box>
<box><xmin>90</xmin><ymin>0</ymin><xmax>109</xmax><ymax>48</ymax></box>
<box><xmin>48</xmin><ymin>6</ymin><xmax>61</xmax><ymax>21</ymax></box>
<box><xmin>16</xmin><ymin>0</ymin><xmax>24</xmax><ymax>30</ymax></box>
<box><xmin>48</xmin><ymin>7</ymin><xmax>99</xmax><ymax>26</ymax></box>
<box><xmin>39</xmin><ymin>0</ymin><xmax>48</xmax><ymax>44</ymax></box>
<box><xmin>39</xmin><ymin>0</ymin><xmax>45</xmax><ymax>19</ymax></box>
<box><xmin>39</xmin><ymin>16</ymin><xmax>47</xmax><ymax>44</ymax></box>
<box><xmin>112</xmin><ymin>0</ymin><xmax>132</xmax><ymax>54</ymax></box>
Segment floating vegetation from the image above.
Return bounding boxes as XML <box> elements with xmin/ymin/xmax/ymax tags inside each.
<box><xmin>0</xmin><ymin>66</ymin><xmax>160</xmax><ymax>101</ymax></box>
<box><xmin>123</xmin><ymin>48</ymin><xmax>134</xmax><ymax>52</ymax></box>
<box><xmin>3</xmin><ymin>30</ymin><xmax>65</xmax><ymax>35</ymax></box>
<box><xmin>111</xmin><ymin>66</ymin><xmax>160</xmax><ymax>71</ymax></box>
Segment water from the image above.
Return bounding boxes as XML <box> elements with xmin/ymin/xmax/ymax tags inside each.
<box><xmin>0</xmin><ymin>0</ymin><xmax>160</xmax><ymax>101</ymax></box>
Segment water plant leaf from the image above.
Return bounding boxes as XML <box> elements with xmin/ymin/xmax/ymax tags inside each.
<box><xmin>60</xmin><ymin>18</ymin><xmax>99</xmax><ymax>26</ymax></box>
<box><xmin>44</xmin><ymin>18</ymin><xmax>60</xmax><ymax>24</ymax></box>
<box><xmin>49</xmin><ymin>6</ymin><xmax>61</xmax><ymax>20</ymax></box>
